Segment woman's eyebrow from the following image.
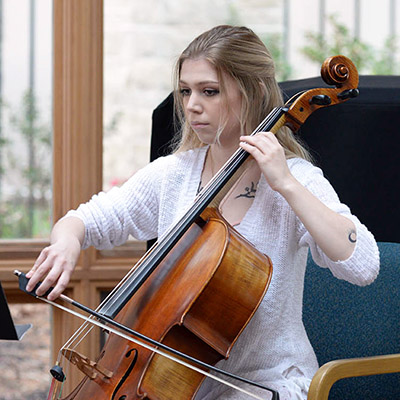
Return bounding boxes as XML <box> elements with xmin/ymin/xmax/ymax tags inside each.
<box><xmin>179</xmin><ymin>79</ymin><xmax>219</xmax><ymax>86</ymax></box>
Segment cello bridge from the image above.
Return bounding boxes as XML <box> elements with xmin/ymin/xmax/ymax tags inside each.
<box><xmin>61</xmin><ymin>348</ymin><xmax>113</xmax><ymax>380</ymax></box>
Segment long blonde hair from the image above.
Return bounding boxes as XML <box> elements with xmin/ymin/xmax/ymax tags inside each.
<box><xmin>172</xmin><ymin>25</ymin><xmax>311</xmax><ymax>161</ymax></box>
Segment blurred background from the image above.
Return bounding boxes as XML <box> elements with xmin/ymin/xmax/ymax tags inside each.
<box><xmin>0</xmin><ymin>0</ymin><xmax>399</xmax><ymax>240</ymax></box>
<box><xmin>0</xmin><ymin>0</ymin><xmax>398</xmax><ymax>398</ymax></box>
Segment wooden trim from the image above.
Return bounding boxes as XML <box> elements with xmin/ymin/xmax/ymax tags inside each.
<box><xmin>1</xmin><ymin>1</ymin><xmax>146</xmax><ymax>395</ymax></box>
<box><xmin>52</xmin><ymin>1</ymin><xmax>146</xmax><ymax>394</ymax></box>
<box><xmin>53</xmin><ymin>0</ymin><xmax>103</xmax><ymax>220</ymax></box>
<box><xmin>52</xmin><ymin>0</ymin><xmax>105</xmax><ymax>393</ymax></box>
<box><xmin>0</xmin><ymin>239</ymin><xmax>49</xmax><ymax>259</ymax></box>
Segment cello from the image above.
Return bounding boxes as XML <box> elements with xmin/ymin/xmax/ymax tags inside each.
<box><xmin>16</xmin><ymin>55</ymin><xmax>359</xmax><ymax>400</ymax></box>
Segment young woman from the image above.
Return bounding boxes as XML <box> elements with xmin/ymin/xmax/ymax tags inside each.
<box><xmin>26</xmin><ymin>25</ymin><xmax>379</xmax><ymax>399</ymax></box>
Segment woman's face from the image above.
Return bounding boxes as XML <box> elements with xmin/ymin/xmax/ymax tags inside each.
<box><xmin>179</xmin><ymin>58</ymin><xmax>242</xmax><ymax>148</ymax></box>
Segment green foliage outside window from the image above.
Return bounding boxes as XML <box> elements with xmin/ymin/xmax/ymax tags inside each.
<box><xmin>301</xmin><ymin>15</ymin><xmax>400</xmax><ymax>75</ymax></box>
<box><xmin>0</xmin><ymin>90</ymin><xmax>51</xmax><ymax>239</ymax></box>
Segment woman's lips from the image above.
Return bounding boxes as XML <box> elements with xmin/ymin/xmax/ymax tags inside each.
<box><xmin>191</xmin><ymin>121</ymin><xmax>209</xmax><ymax>129</ymax></box>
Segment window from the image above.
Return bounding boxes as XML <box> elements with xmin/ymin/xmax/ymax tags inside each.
<box><xmin>0</xmin><ymin>0</ymin><xmax>52</xmax><ymax>240</ymax></box>
<box><xmin>0</xmin><ymin>2</ymin><xmax>52</xmax><ymax>397</ymax></box>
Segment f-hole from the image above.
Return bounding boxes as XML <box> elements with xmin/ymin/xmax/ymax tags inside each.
<box><xmin>111</xmin><ymin>348</ymin><xmax>139</xmax><ymax>400</ymax></box>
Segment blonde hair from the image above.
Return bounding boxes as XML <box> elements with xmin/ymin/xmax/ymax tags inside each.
<box><xmin>172</xmin><ymin>25</ymin><xmax>311</xmax><ymax>161</ymax></box>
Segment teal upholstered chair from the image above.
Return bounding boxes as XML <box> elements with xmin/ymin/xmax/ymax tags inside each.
<box><xmin>150</xmin><ymin>76</ymin><xmax>400</xmax><ymax>399</ymax></box>
<box><xmin>281</xmin><ymin>76</ymin><xmax>400</xmax><ymax>399</ymax></box>
<box><xmin>303</xmin><ymin>242</ymin><xmax>400</xmax><ymax>399</ymax></box>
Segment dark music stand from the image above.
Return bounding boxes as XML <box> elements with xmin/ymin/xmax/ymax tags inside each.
<box><xmin>0</xmin><ymin>281</ymin><xmax>31</xmax><ymax>340</ymax></box>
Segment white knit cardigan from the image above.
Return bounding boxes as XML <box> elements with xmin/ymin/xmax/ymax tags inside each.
<box><xmin>66</xmin><ymin>146</ymin><xmax>380</xmax><ymax>400</ymax></box>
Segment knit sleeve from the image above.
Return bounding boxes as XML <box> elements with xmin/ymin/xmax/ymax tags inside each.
<box><xmin>64</xmin><ymin>158</ymin><xmax>165</xmax><ymax>250</ymax></box>
<box><xmin>293</xmin><ymin>160</ymin><xmax>380</xmax><ymax>286</ymax></box>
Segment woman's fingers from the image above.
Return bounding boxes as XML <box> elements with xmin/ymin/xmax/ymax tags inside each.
<box><xmin>240</xmin><ymin>132</ymin><xmax>280</xmax><ymax>157</ymax></box>
<box><xmin>240</xmin><ymin>132</ymin><xmax>292</xmax><ymax>192</ymax></box>
<box><xmin>46</xmin><ymin>270</ymin><xmax>73</xmax><ymax>301</ymax></box>
<box><xmin>25</xmin><ymin>243</ymin><xmax>77</xmax><ymax>300</ymax></box>
<box><xmin>26</xmin><ymin>247</ymin><xmax>49</xmax><ymax>279</ymax></box>
<box><xmin>33</xmin><ymin>260</ymin><xmax>63</xmax><ymax>297</ymax></box>
<box><xmin>25</xmin><ymin>247</ymin><xmax>53</xmax><ymax>291</ymax></box>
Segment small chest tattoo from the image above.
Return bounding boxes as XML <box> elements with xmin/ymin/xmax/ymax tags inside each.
<box><xmin>235</xmin><ymin>181</ymin><xmax>257</xmax><ymax>199</ymax></box>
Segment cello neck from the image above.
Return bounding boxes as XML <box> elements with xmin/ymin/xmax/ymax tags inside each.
<box><xmin>100</xmin><ymin>106</ymin><xmax>286</xmax><ymax>319</ymax></box>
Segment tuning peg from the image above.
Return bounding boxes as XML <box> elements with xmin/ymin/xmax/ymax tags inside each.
<box><xmin>337</xmin><ymin>88</ymin><xmax>359</xmax><ymax>100</ymax></box>
<box><xmin>309</xmin><ymin>95</ymin><xmax>332</xmax><ymax>105</ymax></box>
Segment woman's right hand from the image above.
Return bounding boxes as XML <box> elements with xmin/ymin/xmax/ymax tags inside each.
<box><xmin>25</xmin><ymin>216</ymin><xmax>85</xmax><ymax>301</ymax></box>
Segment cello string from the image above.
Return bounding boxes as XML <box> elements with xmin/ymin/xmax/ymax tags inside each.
<box><xmin>71</xmin><ymin>92</ymin><xmax>306</xmax><ymax>319</ymax></box>
<box><xmin>97</xmin><ymin>106</ymin><xmax>285</xmax><ymax>316</ymax></box>
<box><xmin>62</xmin><ymin>105</ymin><xmax>285</xmax><ymax>351</ymax></box>
<box><xmin>62</xmin><ymin>245</ymin><xmax>162</xmax><ymax>349</ymax></box>
<box><xmin>29</xmin><ymin>105</ymin><xmax>288</xmax><ymax>397</ymax></box>
<box><xmin>46</xmin><ymin>106</ymin><xmax>286</xmax><ymax>357</ymax></box>
<box><xmin>59</xmin><ymin>300</ymin><xmax>98</xmax><ymax>350</ymax></box>
<box><xmin>40</xmin><ymin>296</ymin><xmax>273</xmax><ymax>400</ymax></box>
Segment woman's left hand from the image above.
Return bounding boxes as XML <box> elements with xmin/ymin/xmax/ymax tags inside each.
<box><xmin>239</xmin><ymin>132</ymin><xmax>294</xmax><ymax>193</ymax></box>
<box><xmin>241</xmin><ymin>132</ymin><xmax>357</xmax><ymax>262</ymax></box>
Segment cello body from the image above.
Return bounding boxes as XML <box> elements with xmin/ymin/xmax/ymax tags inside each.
<box><xmin>63</xmin><ymin>207</ymin><xmax>273</xmax><ymax>399</ymax></box>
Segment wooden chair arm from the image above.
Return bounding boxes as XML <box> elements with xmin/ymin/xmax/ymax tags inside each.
<box><xmin>307</xmin><ymin>353</ymin><xmax>400</xmax><ymax>400</ymax></box>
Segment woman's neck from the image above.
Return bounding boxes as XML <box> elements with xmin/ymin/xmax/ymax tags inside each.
<box><xmin>208</xmin><ymin>141</ymin><xmax>239</xmax><ymax>173</ymax></box>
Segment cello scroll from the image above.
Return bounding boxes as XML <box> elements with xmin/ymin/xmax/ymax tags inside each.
<box><xmin>277</xmin><ymin>55</ymin><xmax>359</xmax><ymax>133</ymax></box>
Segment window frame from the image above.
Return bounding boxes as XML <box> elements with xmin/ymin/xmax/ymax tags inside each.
<box><xmin>0</xmin><ymin>0</ymin><xmax>145</xmax><ymax>393</ymax></box>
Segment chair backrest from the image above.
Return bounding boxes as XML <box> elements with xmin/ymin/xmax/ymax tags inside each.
<box><xmin>280</xmin><ymin>75</ymin><xmax>400</xmax><ymax>243</ymax></box>
<box><xmin>303</xmin><ymin>241</ymin><xmax>400</xmax><ymax>399</ymax></box>
<box><xmin>151</xmin><ymin>76</ymin><xmax>400</xmax><ymax>243</ymax></box>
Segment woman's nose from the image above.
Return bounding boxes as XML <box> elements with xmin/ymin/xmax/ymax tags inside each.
<box><xmin>186</xmin><ymin>93</ymin><xmax>202</xmax><ymax>113</ymax></box>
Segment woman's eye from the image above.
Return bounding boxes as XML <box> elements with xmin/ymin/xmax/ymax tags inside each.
<box><xmin>180</xmin><ymin>88</ymin><xmax>190</xmax><ymax>96</ymax></box>
<box><xmin>204</xmin><ymin>89</ymin><xmax>219</xmax><ymax>96</ymax></box>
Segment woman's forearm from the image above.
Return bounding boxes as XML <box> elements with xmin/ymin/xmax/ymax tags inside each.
<box><xmin>278</xmin><ymin>176</ymin><xmax>356</xmax><ymax>261</ymax></box>
<box><xmin>50</xmin><ymin>216</ymin><xmax>85</xmax><ymax>246</ymax></box>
